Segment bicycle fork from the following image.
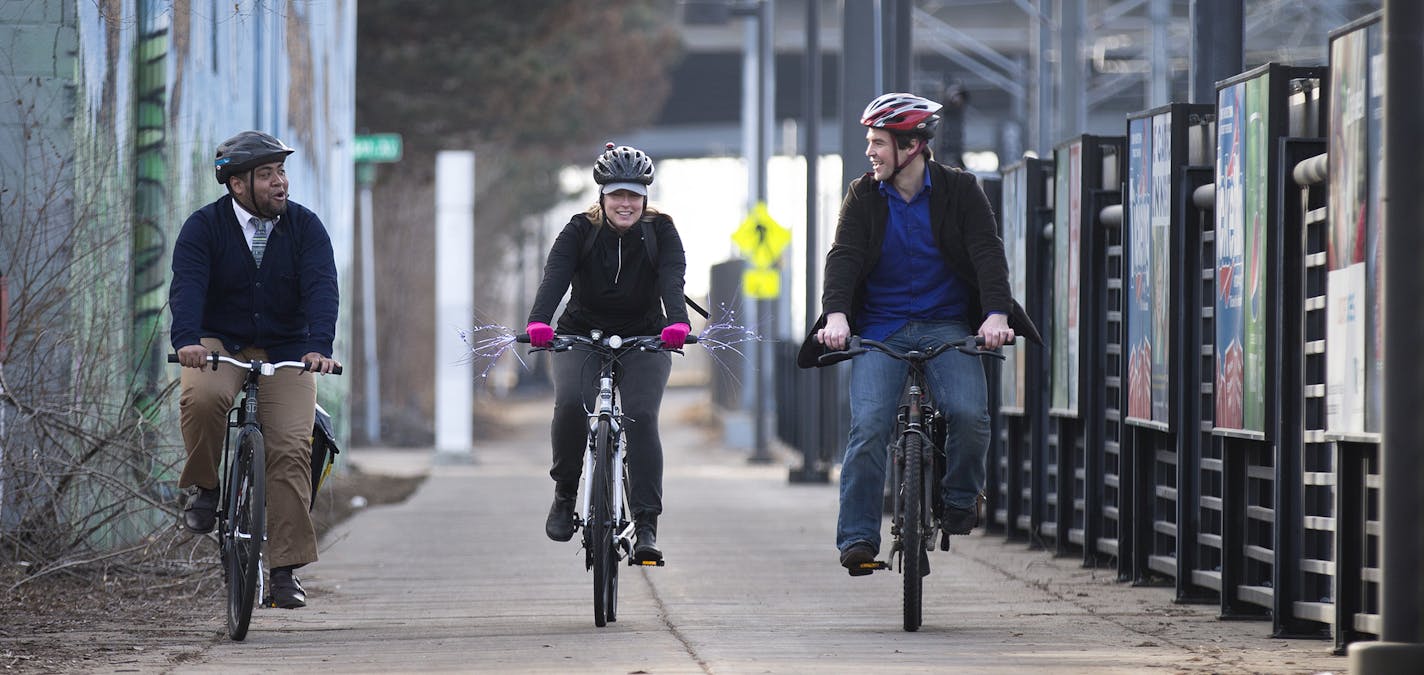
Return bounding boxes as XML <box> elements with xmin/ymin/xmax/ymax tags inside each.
<box><xmin>579</xmin><ymin>375</ymin><xmax>632</xmax><ymax>559</ymax></box>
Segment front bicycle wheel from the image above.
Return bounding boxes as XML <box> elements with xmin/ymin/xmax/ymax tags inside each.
<box><xmin>590</xmin><ymin>418</ymin><xmax>614</xmax><ymax>627</ymax></box>
<box><xmin>225</xmin><ymin>429</ymin><xmax>266</xmax><ymax>641</ymax></box>
<box><xmin>901</xmin><ymin>424</ymin><xmax>924</xmax><ymax>632</ymax></box>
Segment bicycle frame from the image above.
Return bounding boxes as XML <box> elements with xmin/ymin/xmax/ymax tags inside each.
<box><xmin>519</xmin><ymin>330</ymin><xmax>694</xmax><ymax>627</ymax></box>
<box><xmin>818</xmin><ymin>334</ymin><xmax>1006</xmax><ymax>631</ymax></box>
<box><xmin>224</xmin><ymin>376</ymin><xmax>268</xmax><ymax>605</ymax></box>
<box><xmin>169</xmin><ymin>352</ymin><xmax>341</xmax><ymax>640</ymax></box>
<box><xmin>888</xmin><ymin>368</ymin><xmax>939</xmax><ymax>552</ymax></box>
<box><xmin>576</xmin><ymin>359</ymin><xmax>634</xmax><ymax>560</ymax></box>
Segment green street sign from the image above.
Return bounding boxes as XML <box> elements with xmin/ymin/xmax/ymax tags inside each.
<box><xmin>353</xmin><ymin>133</ymin><xmax>403</xmax><ymax>163</ymax></box>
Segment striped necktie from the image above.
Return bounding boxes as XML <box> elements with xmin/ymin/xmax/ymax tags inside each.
<box><xmin>251</xmin><ymin>218</ymin><xmax>268</xmax><ymax>268</ymax></box>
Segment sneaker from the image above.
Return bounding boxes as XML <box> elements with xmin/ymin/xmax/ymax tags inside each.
<box><xmin>941</xmin><ymin>504</ymin><xmax>977</xmax><ymax>535</ymax></box>
<box><xmin>545</xmin><ymin>488</ymin><xmax>577</xmax><ymax>542</ymax></box>
<box><xmin>632</xmin><ymin>518</ymin><xmax>662</xmax><ymax>563</ymax></box>
<box><xmin>839</xmin><ymin>542</ymin><xmax>876</xmax><ymax>577</ymax></box>
<box><xmin>183</xmin><ymin>487</ymin><xmax>219</xmax><ymax>533</ymax></box>
<box><xmin>269</xmin><ymin>568</ymin><xmax>306</xmax><ymax>609</ymax></box>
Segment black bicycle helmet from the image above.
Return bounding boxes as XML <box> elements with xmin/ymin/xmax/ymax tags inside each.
<box><xmin>592</xmin><ymin>142</ymin><xmax>654</xmax><ymax>195</ymax></box>
<box><xmin>214</xmin><ymin>131</ymin><xmax>295</xmax><ymax>185</ymax></box>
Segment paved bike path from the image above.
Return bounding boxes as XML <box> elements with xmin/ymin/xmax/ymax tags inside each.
<box><xmin>159</xmin><ymin>387</ymin><xmax>1345</xmax><ymax>674</ymax></box>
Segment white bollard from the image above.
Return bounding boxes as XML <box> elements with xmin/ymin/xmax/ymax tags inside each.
<box><xmin>434</xmin><ymin>151</ymin><xmax>475</xmax><ymax>461</ymax></box>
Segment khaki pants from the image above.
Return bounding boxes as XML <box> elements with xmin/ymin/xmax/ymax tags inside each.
<box><xmin>178</xmin><ymin>338</ymin><xmax>318</xmax><ymax>568</ymax></box>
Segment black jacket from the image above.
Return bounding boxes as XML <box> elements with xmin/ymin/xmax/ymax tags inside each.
<box><xmin>527</xmin><ymin>212</ymin><xmax>689</xmax><ymax>337</ymax></box>
<box><xmin>169</xmin><ymin>194</ymin><xmax>339</xmax><ymax>362</ymax></box>
<box><xmin>798</xmin><ymin>162</ymin><xmax>1041</xmax><ymax>368</ymax></box>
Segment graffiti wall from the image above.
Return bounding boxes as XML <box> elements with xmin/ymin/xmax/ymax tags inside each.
<box><xmin>0</xmin><ymin>0</ymin><xmax>354</xmax><ymax>545</ymax></box>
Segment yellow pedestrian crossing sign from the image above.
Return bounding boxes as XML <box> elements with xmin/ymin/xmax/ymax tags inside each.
<box><xmin>731</xmin><ymin>202</ymin><xmax>791</xmax><ymax>269</ymax></box>
<box><xmin>742</xmin><ymin>267</ymin><xmax>780</xmax><ymax>299</ymax></box>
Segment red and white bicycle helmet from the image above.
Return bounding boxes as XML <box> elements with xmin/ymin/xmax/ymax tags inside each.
<box><xmin>860</xmin><ymin>93</ymin><xmax>942</xmax><ymax>137</ymax></box>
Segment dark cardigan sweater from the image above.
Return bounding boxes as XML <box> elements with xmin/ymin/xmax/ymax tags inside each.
<box><xmin>169</xmin><ymin>194</ymin><xmax>338</xmax><ymax>362</ymax></box>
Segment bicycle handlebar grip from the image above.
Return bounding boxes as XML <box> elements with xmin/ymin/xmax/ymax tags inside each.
<box><xmin>514</xmin><ymin>333</ymin><xmax>531</xmax><ymax>344</ymax></box>
<box><xmin>167</xmin><ymin>354</ymin><xmax>179</xmax><ymax>363</ymax></box>
<box><xmin>683</xmin><ymin>335</ymin><xmax>699</xmax><ymax>345</ymax></box>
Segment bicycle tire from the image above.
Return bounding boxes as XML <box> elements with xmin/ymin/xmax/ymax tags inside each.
<box><xmin>591</xmin><ymin>418</ymin><xmax>614</xmax><ymax>627</ymax></box>
<box><xmin>606</xmin><ymin>444</ymin><xmax>625</xmax><ymax>623</ymax></box>
<box><xmin>901</xmin><ymin>416</ymin><xmax>924</xmax><ymax>632</ymax></box>
<box><xmin>225</xmin><ymin>429</ymin><xmax>266</xmax><ymax>641</ymax></box>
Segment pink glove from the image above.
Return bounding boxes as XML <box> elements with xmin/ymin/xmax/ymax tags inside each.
<box><xmin>660</xmin><ymin>322</ymin><xmax>691</xmax><ymax>349</ymax></box>
<box><xmin>526</xmin><ymin>322</ymin><xmax>554</xmax><ymax>347</ymax></box>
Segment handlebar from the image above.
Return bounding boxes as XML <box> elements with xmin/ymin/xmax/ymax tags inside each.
<box><xmin>168</xmin><ymin>352</ymin><xmax>343</xmax><ymax>376</ymax></box>
<box><xmin>514</xmin><ymin>332</ymin><xmax>698</xmax><ymax>352</ymax></box>
<box><xmin>817</xmin><ymin>335</ymin><xmax>1012</xmax><ymax>366</ymax></box>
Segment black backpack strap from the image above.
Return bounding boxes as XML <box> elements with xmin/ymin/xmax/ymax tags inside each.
<box><xmin>684</xmin><ymin>295</ymin><xmax>710</xmax><ymax>319</ymax></box>
<box><xmin>642</xmin><ymin>220</ymin><xmax>709</xmax><ymax>320</ymax></box>
<box><xmin>580</xmin><ymin>216</ymin><xmax>601</xmax><ymax>263</ymax></box>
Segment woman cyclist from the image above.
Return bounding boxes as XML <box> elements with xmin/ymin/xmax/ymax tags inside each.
<box><xmin>525</xmin><ymin>143</ymin><xmax>690</xmax><ymax>563</ymax></box>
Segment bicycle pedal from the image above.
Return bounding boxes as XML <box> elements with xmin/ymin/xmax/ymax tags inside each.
<box><xmin>633</xmin><ymin>559</ymin><xmax>665</xmax><ymax>567</ymax></box>
<box><xmin>848</xmin><ymin>560</ymin><xmax>889</xmax><ymax>576</ymax></box>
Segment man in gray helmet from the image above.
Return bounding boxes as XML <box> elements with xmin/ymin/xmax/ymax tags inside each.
<box><xmin>169</xmin><ymin>130</ymin><xmax>341</xmax><ymax>609</ymax></box>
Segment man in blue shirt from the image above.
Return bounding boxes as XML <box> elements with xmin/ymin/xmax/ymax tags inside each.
<box><xmin>798</xmin><ymin>93</ymin><xmax>1040</xmax><ymax>575</ymax></box>
<box><xmin>170</xmin><ymin>131</ymin><xmax>340</xmax><ymax>608</ymax></box>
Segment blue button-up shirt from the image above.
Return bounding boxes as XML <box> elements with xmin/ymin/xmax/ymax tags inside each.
<box><xmin>859</xmin><ymin>169</ymin><xmax>972</xmax><ymax>341</ymax></box>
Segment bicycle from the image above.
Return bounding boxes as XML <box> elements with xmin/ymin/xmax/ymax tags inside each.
<box><xmin>819</xmin><ymin>334</ymin><xmax>1007</xmax><ymax>632</ymax></box>
<box><xmin>168</xmin><ymin>353</ymin><xmax>342</xmax><ymax>641</ymax></box>
<box><xmin>517</xmin><ymin>330</ymin><xmax>696</xmax><ymax>627</ymax></box>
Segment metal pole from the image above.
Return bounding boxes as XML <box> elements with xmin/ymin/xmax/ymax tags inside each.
<box><xmin>358</xmin><ymin>164</ymin><xmax>381</xmax><ymax>444</ymax></box>
<box><xmin>1352</xmin><ymin>0</ymin><xmax>1424</xmax><ymax>669</ymax></box>
<box><xmin>1149</xmin><ymin>0</ymin><xmax>1169</xmax><ymax>108</ymax></box>
<box><xmin>1035</xmin><ymin>0</ymin><xmax>1053</xmax><ymax>154</ymax></box>
<box><xmin>893</xmin><ymin>0</ymin><xmax>912</xmax><ymax>93</ymax></box>
<box><xmin>1188</xmin><ymin>0</ymin><xmax>1243</xmax><ymax>105</ymax></box>
<box><xmin>791</xmin><ymin>0</ymin><xmax>827</xmax><ymax>483</ymax></box>
<box><xmin>750</xmin><ymin>0</ymin><xmax>774</xmax><ymax>464</ymax></box>
<box><xmin>1057</xmin><ymin>0</ymin><xmax>1084</xmax><ymax>142</ymax></box>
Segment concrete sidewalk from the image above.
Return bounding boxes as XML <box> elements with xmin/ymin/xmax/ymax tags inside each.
<box><xmin>155</xmin><ymin>388</ymin><xmax>1346</xmax><ymax>674</ymax></box>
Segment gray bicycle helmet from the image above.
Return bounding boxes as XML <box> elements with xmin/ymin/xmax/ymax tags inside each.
<box><xmin>214</xmin><ymin>130</ymin><xmax>295</xmax><ymax>185</ymax></box>
<box><xmin>592</xmin><ymin>142</ymin><xmax>654</xmax><ymax>196</ymax></box>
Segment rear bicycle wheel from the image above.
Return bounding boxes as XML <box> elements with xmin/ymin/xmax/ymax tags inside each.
<box><xmin>901</xmin><ymin>425</ymin><xmax>924</xmax><ymax>632</ymax></box>
<box><xmin>225</xmin><ymin>429</ymin><xmax>266</xmax><ymax>641</ymax></box>
<box><xmin>590</xmin><ymin>418</ymin><xmax>614</xmax><ymax>627</ymax></box>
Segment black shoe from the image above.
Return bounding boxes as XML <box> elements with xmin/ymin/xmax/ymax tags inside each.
<box><xmin>839</xmin><ymin>542</ymin><xmax>876</xmax><ymax>577</ymax></box>
<box><xmin>183</xmin><ymin>487</ymin><xmax>219</xmax><ymax>533</ymax></box>
<box><xmin>269</xmin><ymin>568</ymin><xmax>306</xmax><ymax>609</ymax></box>
<box><xmin>545</xmin><ymin>488</ymin><xmax>577</xmax><ymax>542</ymax></box>
<box><xmin>632</xmin><ymin>517</ymin><xmax>661</xmax><ymax>563</ymax></box>
<box><xmin>942</xmin><ymin>504</ymin><xmax>978</xmax><ymax>535</ymax></box>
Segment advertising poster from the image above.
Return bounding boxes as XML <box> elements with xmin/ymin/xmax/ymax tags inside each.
<box><xmin>1242</xmin><ymin>76</ymin><xmax>1268</xmax><ymax>433</ymax></box>
<box><xmin>1052</xmin><ymin>142</ymin><xmax>1082</xmax><ymax>415</ymax></box>
<box><xmin>1000</xmin><ymin>166</ymin><xmax>1027</xmax><ymax>411</ymax></box>
<box><xmin>1126</xmin><ymin>118</ymin><xmax>1152</xmax><ymax>421</ymax></box>
<box><xmin>1327</xmin><ymin>29</ymin><xmax>1369</xmax><ymax>433</ymax></box>
<box><xmin>1149</xmin><ymin>112</ymin><xmax>1173</xmax><ymax>425</ymax></box>
<box><xmin>1366</xmin><ymin>22</ymin><xmax>1384</xmax><ymax>433</ymax></box>
<box><xmin>1214</xmin><ymin>83</ymin><xmax>1246</xmax><ymax>431</ymax></box>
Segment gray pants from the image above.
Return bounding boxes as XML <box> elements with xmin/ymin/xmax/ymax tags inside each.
<box><xmin>550</xmin><ymin>349</ymin><xmax>671</xmax><ymax>520</ymax></box>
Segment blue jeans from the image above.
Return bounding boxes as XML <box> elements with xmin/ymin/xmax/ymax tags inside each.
<box><xmin>837</xmin><ymin>320</ymin><xmax>990</xmax><ymax>553</ymax></box>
